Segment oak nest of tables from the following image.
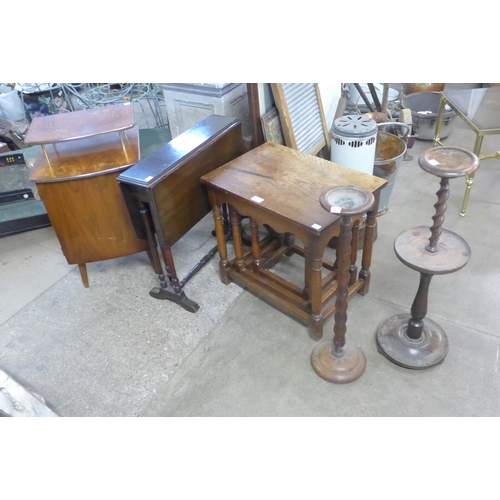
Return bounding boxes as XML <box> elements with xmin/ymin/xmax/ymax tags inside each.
<box><xmin>201</xmin><ymin>142</ymin><xmax>387</xmax><ymax>341</ymax></box>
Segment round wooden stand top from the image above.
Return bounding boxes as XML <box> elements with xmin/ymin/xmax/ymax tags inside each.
<box><xmin>394</xmin><ymin>226</ymin><xmax>471</xmax><ymax>274</ymax></box>
<box><xmin>418</xmin><ymin>146</ymin><xmax>479</xmax><ymax>178</ymax></box>
<box><xmin>319</xmin><ymin>185</ymin><xmax>375</xmax><ymax>216</ymax></box>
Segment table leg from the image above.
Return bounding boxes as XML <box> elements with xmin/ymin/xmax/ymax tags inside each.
<box><xmin>306</xmin><ymin>244</ymin><xmax>324</xmax><ymax>341</ymax></box>
<box><xmin>249</xmin><ymin>217</ymin><xmax>263</xmax><ymax>272</ymax></box>
<box><xmin>285</xmin><ymin>232</ymin><xmax>295</xmax><ymax>256</ymax></box>
<box><xmin>213</xmin><ymin>204</ymin><xmax>230</xmax><ymax>284</ymax></box>
<box><xmin>149</xmin><ymin>246</ymin><xmax>200</xmax><ymax>313</ymax></box>
<box><xmin>139</xmin><ymin>203</ymin><xmax>168</xmax><ymax>288</ymax></box>
<box><xmin>433</xmin><ymin>94</ymin><xmax>446</xmax><ymax>147</ymax></box>
<box><xmin>78</xmin><ymin>263</ymin><xmax>89</xmax><ymax>288</ymax></box>
<box><xmin>460</xmin><ymin>133</ymin><xmax>483</xmax><ymax>217</ymax></box>
<box><xmin>359</xmin><ymin>193</ymin><xmax>379</xmax><ymax>295</ymax></box>
<box><xmin>303</xmin><ymin>253</ymin><xmax>312</xmax><ymax>299</ymax></box>
<box><xmin>229</xmin><ymin>206</ymin><xmax>245</xmax><ymax>270</ymax></box>
<box><xmin>349</xmin><ymin>218</ymin><xmax>360</xmax><ymax>286</ymax></box>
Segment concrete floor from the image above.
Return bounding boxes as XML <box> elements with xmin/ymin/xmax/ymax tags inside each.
<box><xmin>1</xmin><ymin>84</ymin><xmax>500</xmax><ymax>417</ymax></box>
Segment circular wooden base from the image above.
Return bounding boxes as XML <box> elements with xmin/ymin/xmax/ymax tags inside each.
<box><xmin>311</xmin><ymin>340</ymin><xmax>366</xmax><ymax>384</ymax></box>
<box><xmin>376</xmin><ymin>313</ymin><xmax>449</xmax><ymax>369</ymax></box>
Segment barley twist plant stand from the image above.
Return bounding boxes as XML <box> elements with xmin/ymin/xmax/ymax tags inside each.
<box><xmin>376</xmin><ymin>146</ymin><xmax>479</xmax><ymax>369</ymax></box>
<box><xmin>311</xmin><ymin>186</ymin><xmax>375</xmax><ymax>383</ymax></box>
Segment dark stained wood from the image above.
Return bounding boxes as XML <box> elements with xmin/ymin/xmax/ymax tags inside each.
<box><xmin>249</xmin><ymin>217</ymin><xmax>263</xmax><ymax>272</ymax></box>
<box><xmin>332</xmin><ymin>214</ymin><xmax>352</xmax><ymax>352</ymax></box>
<box><xmin>117</xmin><ymin>115</ymin><xmax>245</xmax><ymax>310</ymax></box>
<box><xmin>349</xmin><ymin>219</ymin><xmax>360</xmax><ymax>286</ymax></box>
<box><xmin>202</xmin><ymin>142</ymin><xmax>386</xmax><ymax>339</ymax></box>
<box><xmin>310</xmin><ymin>187</ymin><xmax>374</xmax><ymax>384</ymax></box>
<box><xmin>24</xmin><ymin>103</ymin><xmax>134</xmax><ymax>145</ymax></box>
<box><xmin>376</xmin><ymin>146</ymin><xmax>478</xmax><ymax>369</ymax></box>
<box><xmin>246</xmin><ymin>83</ymin><xmax>265</xmax><ymax>148</ymax></box>
<box><xmin>426</xmin><ymin>177</ymin><xmax>449</xmax><ymax>252</ymax></box>
<box><xmin>407</xmin><ymin>273</ymin><xmax>433</xmax><ymax>340</ymax></box>
<box><xmin>119</xmin><ymin>115</ymin><xmax>245</xmax><ymax>248</ymax></box>
<box><xmin>140</xmin><ymin>202</ymin><xmax>168</xmax><ymax>288</ymax></box>
<box><xmin>358</xmin><ymin>192</ymin><xmax>380</xmax><ymax>295</ymax></box>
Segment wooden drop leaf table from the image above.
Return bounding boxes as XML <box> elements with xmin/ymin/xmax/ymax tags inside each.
<box><xmin>117</xmin><ymin>115</ymin><xmax>245</xmax><ymax>312</ymax></box>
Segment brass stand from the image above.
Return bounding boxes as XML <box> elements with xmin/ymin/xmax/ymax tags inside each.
<box><xmin>377</xmin><ymin>147</ymin><xmax>479</xmax><ymax>369</ymax></box>
<box><xmin>311</xmin><ymin>186</ymin><xmax>375</xmax><ymax>383</ymax></box>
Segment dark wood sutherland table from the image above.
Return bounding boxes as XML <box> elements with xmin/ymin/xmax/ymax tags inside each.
<box><xmin>201</xmin><ymin>142</ymin><xmax>387</xmax><ymax>340</ymax></box>
<box><xmin>117</xmin><ymin>115</ymin><xmax>245</xmax><ymax>312</ymax></box>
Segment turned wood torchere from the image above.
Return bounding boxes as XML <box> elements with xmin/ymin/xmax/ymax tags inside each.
<box><xmin>26</xmin><ymin>103</ymin><xmax>150</xmax><ymax>287</ymax></box>
<box><xmin>311</xmin><ymin>186</ymin><xmax>375</xmax><ymax>384</ymax></box>
<box><xmin>117</xmin><ymin>115</ymin><xmax>245</xmax><ymax>312</ymax></box>
<box><xmin>201</xmin><ymin>142</ymin><xmax>386</xmax><ymax>340</ymax></box>
<box><xmin>376</xmin><ymin>146</ymin><xmax>479</xmax><ymax>369</ymax></box>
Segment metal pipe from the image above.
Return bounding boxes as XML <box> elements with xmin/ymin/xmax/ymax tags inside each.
<box><xmin>367</xmin><ymin>83</ymin><xmax>382</xmax><ymax>111</ymax></box>
<box><xmin>334</xmin><ymin>97</ymin><xmax>348</xmax><ymax>120</ymax></box>
<box><xmin>353</xmin><ymin>83</ymin><xmax>375</xmax><ymax>112</ymax></box>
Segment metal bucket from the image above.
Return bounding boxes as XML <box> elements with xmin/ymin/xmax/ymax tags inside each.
<box><xmin>373</xmin><ymin>123</ymin><xmax>409</xmax><ymax>215</ymax></box>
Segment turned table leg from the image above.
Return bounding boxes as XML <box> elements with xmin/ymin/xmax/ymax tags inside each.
<box><xmin>213</xmin><ymin>203</ymin><xmax>230</xmax><ymax>284</ymax></box>
<box><xmin>349</xmin><ymin>218</ymin><xmax>360</xmax><ymax>286</ymax></box>
<box><xmin>249</xmin><ymin>217</ymin><xmax>263</xmax><ymax>272</ymax></box>
<box><xmin>139</xmin><ymin>202</ymin><xmax>168</xmax><ymax>289</ymax></box>
<box><xmin>229</xmin><ymin>206</ymin><xmax>245</xmax><ymax>270</ymax></box>
<box><xmin>358</xmin><ymin>192</ymin><xmax>380</xmax><ymax>296</ymax></box>
<box><xmin>307</xmin><ymin>248</ymin><xmax>324</xmax><ymax>341</ymax></box>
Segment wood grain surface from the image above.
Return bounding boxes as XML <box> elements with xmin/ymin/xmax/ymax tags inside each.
<box><xmin>24</xmin><ymin>103</ymin><xmax>134</xmax><ymax>145</ymax></box>
<box><xmin>201</xmin><ymin>142</ymin><xmax>386</xmax><ymax>232</ymax></box>
<box><xmin>37</xmin><ymin>169</ymin><xmax>148</xmax><ymax>264</ymax></box>
<box><xmin>29</xmin><ymin>127</ymin><xmax>139</xmax><ymax>182</ymax></box>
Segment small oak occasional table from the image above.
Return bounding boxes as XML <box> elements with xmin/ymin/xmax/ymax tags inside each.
<box><xmin>376</xmin><ymin>146</ymin><xmax>479</xmax><ymax>369</ymax></box>
<box><xmin>201</xmin><ymin>142</ymin><xmax>387</xmax><ymax>340</ymax></box>
<box><xmin>26</xmin><ymin>103</ymin><xmax>150</xmax><ymax>287</ymax></box>
<box><xmin>434</xmin><ymin>86</ymin><xmax>500</xmax><ymax>216</ymax></box>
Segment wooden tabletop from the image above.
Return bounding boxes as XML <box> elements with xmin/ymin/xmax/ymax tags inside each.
<box><xmin>24</xmin><ymin>103</ymin><xmax>135</xmax><ymax>146</ymax></box>
<box><xmin>29</xmin><ymin>126</ymin><xmax>139</xmax><ymax>182</ymax></box>
<box><xmin>201</xmin><ymin>142</ymin><xmax>386</xmax><ymax>232</ymax></box>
